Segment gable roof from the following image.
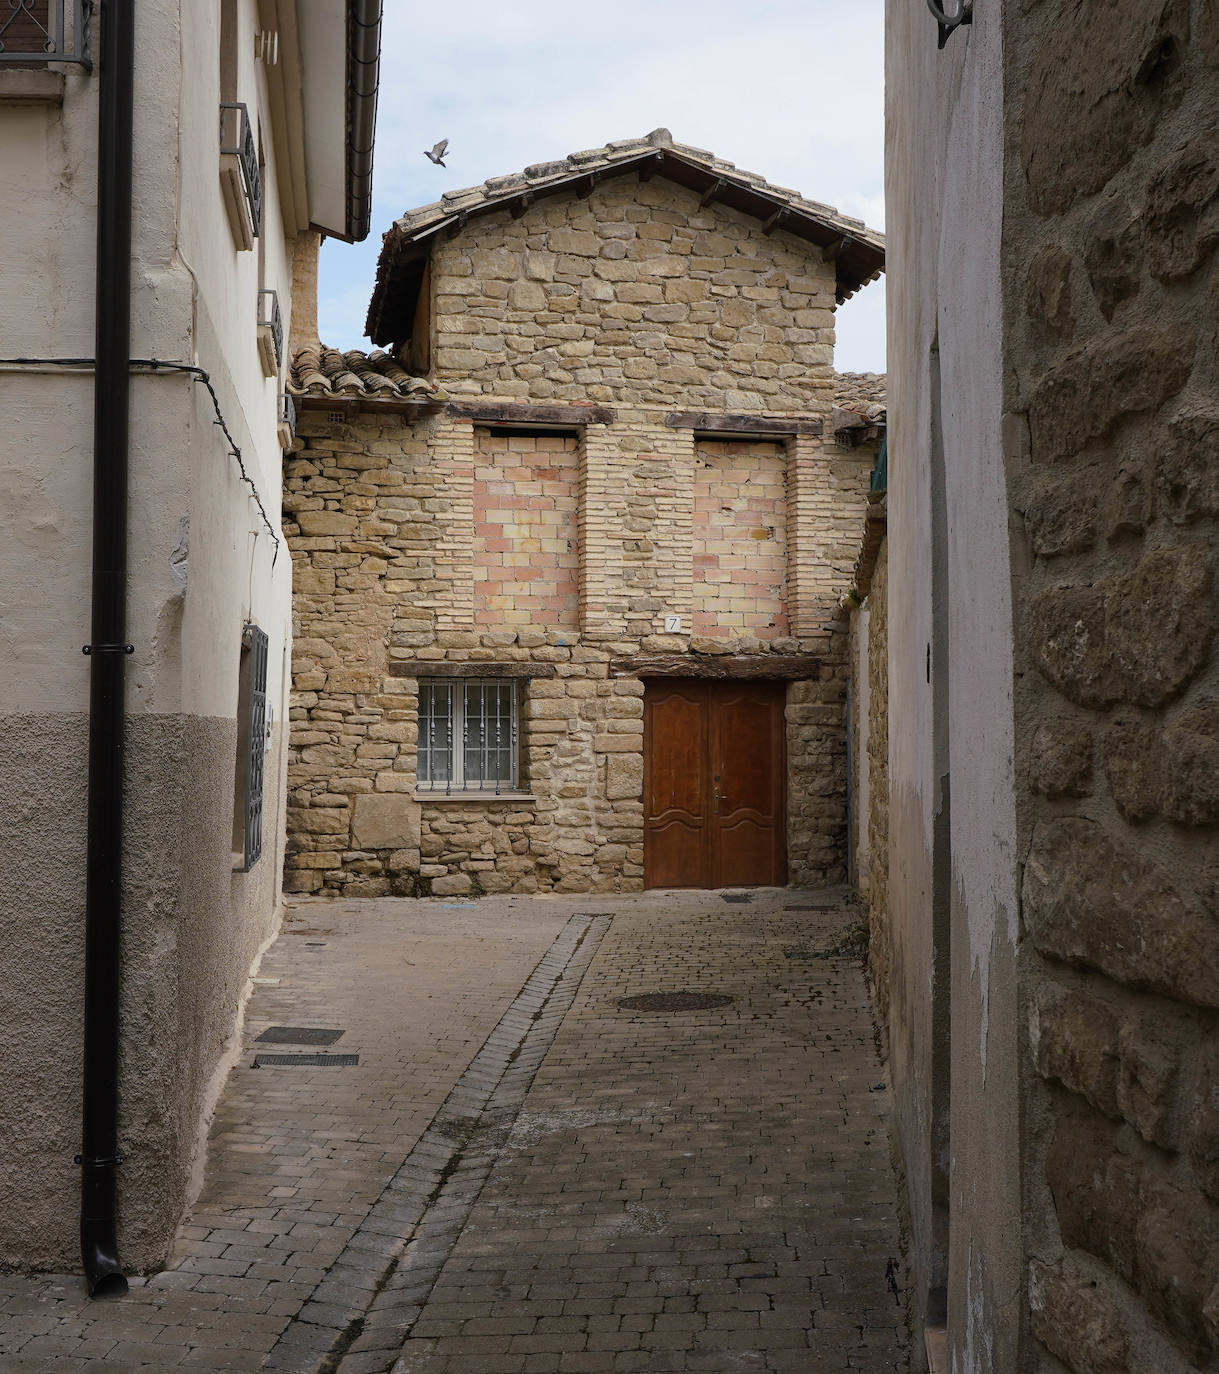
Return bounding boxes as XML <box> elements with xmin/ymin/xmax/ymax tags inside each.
<box><xmin>365</xmin><ymin>128</ymin><xmax>885</xmax><ymax>347</ymax></box>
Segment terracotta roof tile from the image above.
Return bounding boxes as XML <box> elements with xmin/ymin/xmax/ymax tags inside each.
<box><xmin>289</xmin><ymin>346</ymin><xmax>447</xmax><ymax>403</ymax></box>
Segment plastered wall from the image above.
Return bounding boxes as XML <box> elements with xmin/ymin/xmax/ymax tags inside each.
<box><xmin>0</xmin><ymin>0</ymin><xmax>294</xmax><ymax>1270</ymax></box>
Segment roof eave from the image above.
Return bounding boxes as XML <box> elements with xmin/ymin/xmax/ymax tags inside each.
<box><xmin>365</xmin><ymin>148</ymin><xmax>885</xmax><ymax>346</ymax></box>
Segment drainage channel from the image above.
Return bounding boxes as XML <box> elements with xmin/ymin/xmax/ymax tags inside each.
<box><xmin>262</xmin><ymin>911</ymin><xmax>612</xmax><ymax>1374</ymax></box>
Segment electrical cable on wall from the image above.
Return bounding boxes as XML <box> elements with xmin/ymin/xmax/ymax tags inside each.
<box><xmin>0</xmin><ymin>356</ymin><xmax>281</xmax><ymax>564</ymax></box>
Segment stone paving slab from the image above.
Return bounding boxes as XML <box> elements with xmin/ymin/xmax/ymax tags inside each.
<box><xmin>0</xmin><ymin>896</ymin><xmax>579</xmax><ymax>1373</ymax></box>
<box><xmin>383</xmin><ymin>890</ymin><xmax>909</xmax><ymax>1374</ymax></box>
<box><xmin>0</xmin><ymin>889</ymin><xmax>909</xmax><ymax>1374</ymax></box>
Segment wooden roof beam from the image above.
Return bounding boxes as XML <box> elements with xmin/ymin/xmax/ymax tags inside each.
<box><xmin>699</xmin><ymin>178</ymin><xmax>725</xmax><ymax>208</ymax></box>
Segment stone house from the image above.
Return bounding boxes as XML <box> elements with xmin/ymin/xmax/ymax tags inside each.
<box><xmin>0</xmin><ymin>0</ymin><xmax>382</xmax><ymax>1277</ymax></box>
<box><xmin>879</xmin><ymin>0</ymin><xmax>1219</xmax><ymax>1369</ymax></box>
<box><xmin>283</xmin><ymin>130</ymin><xmax>885</xmax><ymax>898</ymax></box>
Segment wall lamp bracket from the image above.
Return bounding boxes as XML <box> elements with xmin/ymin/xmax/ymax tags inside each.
<box><xmin>927</xmin><ymin>0</ymin><xmax>973</xmax><ymax>47</ymax></box>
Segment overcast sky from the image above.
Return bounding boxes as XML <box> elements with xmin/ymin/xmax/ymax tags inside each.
<box><xmin>319</xmin><ymin>1</ymin><xmax>886</xmax><ymax>374</ymax></box>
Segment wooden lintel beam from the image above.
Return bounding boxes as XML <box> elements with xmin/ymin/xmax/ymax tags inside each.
<box><xmin>388</xmin><ymin>661</ymin><xmax>557</xmax><ymax>679</ymax></box>
<box><xmin>608</xmin><ymin>654</ymin><xmax>829</xmax><ymax>681</ymax></box>
<box><xmin>762</xmin><ymin>206</ymin><xmax>789</xmax><ymax>236</ymax></box>
<box><xmin>449</xmin><ymin>400</ymin><xmax>616</xmax><ymax>427</ymax></box>
<box><xmin>699</xmin><ymin>178</ymin><xmax>725</xmax><ymax>208</ymax></box>
<box><xmin>638</xmin><ymin>151</ymin><xmax>664</xmax><ymax>182</ymax></box>
<box><xmin>509</xmin><ymin>191</ymin><xmax>534</xmax><ymax>219</ymax></box>
<box><xmin>664</xmin><ymin>411</ymin><xmax>824</xmax><ymax>438</ymax></box>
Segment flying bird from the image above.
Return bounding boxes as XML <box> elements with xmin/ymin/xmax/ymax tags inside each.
<box><xmin>424</xmin><ymin>139</ymin><xmax>449</xmax><ymax>167</ymax></box>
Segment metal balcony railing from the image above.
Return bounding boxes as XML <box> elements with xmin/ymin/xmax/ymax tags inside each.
<box><xmin>278</xmin><ymin>391</ymin><xmax>297</xmax><ymax>451</ymax></box>
<box><xmin>258</xmin><ymin>289</ymin><xmax>283</xmax><ymax>369</ymax></box>
<box><xmin>219</xmin><ymin>101</ymin><xmax>262</xmax><ymax>237</ymax></box>
<box><xmin>0</xmin><ymin>0</ymin><xmax>92</xmax><ymax>66</ymax></box>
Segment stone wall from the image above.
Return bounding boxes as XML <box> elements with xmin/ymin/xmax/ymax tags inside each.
<box><xmin>430</xmin><ymin>176</ymin><xmax>836</xmax><ymax>412</ymax></box>
<box><xmin>1006</xmin><ymin>3</ymin><xmax>1219</xmax><ymax>1368</ymax></box>
<box><xmin>864</xmin><ymin>540</ymin><xmax>890</xmax><ymax>1022</ymax></box>
<box><xmin>284</xmin><ymin>173</ymin><xmax>874</xmax><ymax>896</ymax></box>
<box><xmin>284</xmin><ymin>405</ymin><xmax>862</xmax><ymax>896</ymax></box>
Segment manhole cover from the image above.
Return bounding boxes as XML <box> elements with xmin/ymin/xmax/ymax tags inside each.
<box><xmin>617</xmin><ymin>993</ymin><xmax>735</xmax><ymax>1012</ymax></box>
<box><xmin>256</xmin><ymin>1026</ymin><xmax>345</xmax><ymax>1046</ymax></box>
<box><xmin>722</xmin><ymin>893</ymin><xmax>752</xmax><ymax>904</ymax></box>
<box><xmin>253</xmin><ymin>1053</ymin><xmax>359</xmax><ymax>1068</ymax></box>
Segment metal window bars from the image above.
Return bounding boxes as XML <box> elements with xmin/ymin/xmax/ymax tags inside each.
<box><xmin>219</xmin><ymin>101</ymin><xmax>262</xmax><ymax>237</ymax></box>
<box><xmin>258</xmin><ymin>289</ymin><xmax>283</xmax><ymax>368</ymax></box>
<box><xmin>0</xmin><ymin>0</ymin><xmax>93</xmax><ymax>66</ymax></box>
<box><xmin>237</xmin><ymin>624</ymin><xmax>269</xmax><ymax>871</ymax></box>
<box><xmin>418</xmin><ymin>680</ymin><xmax>518</xmax><ymax>794</ymax></box>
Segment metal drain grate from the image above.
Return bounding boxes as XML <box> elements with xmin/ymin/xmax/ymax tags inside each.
<box><xmin>721</xmin><ymin>893</ymin><xmax>752</xmax><ymax>904</ymax></box>
<box><xmin>256</xmin><ymin>1026</ymin><xmax>345</xmax><ymax>1046</ymax></box>
<box><xmin>253</xmin><ymin>1053</ymin><xmax>359</xmax><ymax>1068</ymax></box>
<box><xmin>617</xmin><ymin>992</ymin><xmax>735</xmax><ymax>1012</ymax></box>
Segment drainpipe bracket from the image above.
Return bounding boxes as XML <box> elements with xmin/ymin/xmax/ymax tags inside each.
<box><xmin>82</xmin><ymin>643</ymin><xmax>135</xmax><ymax>655</ymax></box>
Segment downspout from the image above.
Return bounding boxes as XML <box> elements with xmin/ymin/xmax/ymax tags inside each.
<box><xmin>80</xmin><ymin>0</ymin><xmax>135</xmax><ymax>1298</ymax></box>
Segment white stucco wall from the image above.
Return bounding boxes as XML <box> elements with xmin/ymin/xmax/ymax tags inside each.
<box><xmin>885</xmin><ymin>1</ymin><xmax>1021</xmax><ymax>1369</ymax></box>
<box><xmin>0</xmin><ymin>0</ymin><xmax>302</xmax><ymax>1270</ymax></box>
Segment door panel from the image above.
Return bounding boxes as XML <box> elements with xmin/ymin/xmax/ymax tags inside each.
<box><xmin>644</xmin><ymin>679</ymin><xmax>786</xmax><ymax>889</ymax></box>
<box><xmin>710</xmin><ymin>684</ymin><xmax>786</xmax><ymax>887</ymax></box>
<box><xmin>644</xmin><ymin>682</ymin><xmax>710</xmax><ymax>888</ymax></box>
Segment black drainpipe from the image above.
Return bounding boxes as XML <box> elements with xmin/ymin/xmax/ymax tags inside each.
<box><xmin>80</xmin><ymin>0</ymin><xmax>135</xmax><ymax>1298</ymax></box>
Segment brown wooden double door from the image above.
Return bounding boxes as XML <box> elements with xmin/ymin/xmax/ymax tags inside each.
<box><xmin>643</xmin><ymin>679</ymin><xmax>787</xmax><ymax>889</ymax></box>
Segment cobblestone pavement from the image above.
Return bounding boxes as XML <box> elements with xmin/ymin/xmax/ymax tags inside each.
<box><xmin>0</xmin><ymin>889</ymin><xmax>908</xmax><ymax>1374</ymax></box>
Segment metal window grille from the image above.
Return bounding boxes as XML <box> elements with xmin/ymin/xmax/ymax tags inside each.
<box><xmin>418</xmin><ymin>679</ymin><xmax>518</xmax><ymax>794</ymax></box>
<box><xmin>0</xmin><ymin>0</ymin><xmax>92</xmax><ymax>66</ymax></box>
<box><xmin>258</xmin><ymin>288</ymin><xmax>283</xmax><ymax>368</ymax></box>
<box><xmin>219</xmin><ymin>101</ymin><xmax>262</xmax><ymax>237</ymax></box>
<box><xmin>236</xmin><ymin>624</ymin><xmax>269</xmax><ymax>870</ymax></box>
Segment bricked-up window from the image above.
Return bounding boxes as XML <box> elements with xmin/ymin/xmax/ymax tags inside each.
<box><xmin>232</xmin><ymin>624</ymin><xmax>268</xmax><ymax>871</ymax></box>
<box><xmin>418</xmin><ymin>679</ymin><xmax>518</xmax><ymax>794</ymax></box>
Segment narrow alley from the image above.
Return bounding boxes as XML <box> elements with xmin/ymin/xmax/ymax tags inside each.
<box><xmin>0</xmin><ymin>892</ymin><xmax>908</xmax><ymax>1374</ymax></box>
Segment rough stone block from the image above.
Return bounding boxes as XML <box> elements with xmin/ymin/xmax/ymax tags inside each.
<box><xmin>1033</xmin><ymin>547</ymin><xmax>1215</xmax><ymax>708</ymax></box>
<box><xmin>285</xmin><ymin>806</ymin><xmax>350</xmax><ymax>837</ymax></box>
<box><xmin>1029</xmin><ymin>1259</ymin><xmax>1130</xmax><ymax>1374</ymax></box>
<box><xmin>1145</xmin><ymin>140</ymin><xmax>1219</xmax><ymax>280</ymax></box>
<box><xmin>1028</xmin><ymin>328</ymin><xmax>1194</xmax><ymax>462</ymax></box>
<box><xmin>351</xmin><ymin>794</ymin><xmax>422</xmax><ymax>851</ymax></box>
<box><xmin>1023</xmin><ymin>818</ymin><xmax>1219</xmax><ymax>1008</ymax></box>
<box><xmin>1083</xmin><ymin>199</ymin><xmax>1144</xmax><ymax>320</ymax></box>
<box><xmin>296</xmin><ymin>510</ymin><xmax>359</xmax><ymax>537</ymax></box>
<box><xmin>1159</xmin><ymin>411</ymin><xmax>1219</xmax><ymax>523</ymax></box>
<box><xmin>1025</xmin><ymin>246</ymin><xmax>1075</xmax><ymax>338</ymax></box>
<box><xmin>605</xmin><ymin>753</ymin><xmax>643</xmax><ymax>801</ymax></box>
<box><xmin>1024</xmin><ymin>472</ymin><xmax>1099</xmax><ymax>557</ymax></box>
<box><xmin>430</xmin><ymin>873</ymin><xmax>472</xmax><ymax>895</ymax></box>
<box><xmin>1029</xmin><ymin>720</ymin><xmax>1094</xmax><ymax>797</ymax></box>
<box><xmin>1020</xmin><ymin>0</ymin><xmax>1190</xmax><ymax>214</ymax></box>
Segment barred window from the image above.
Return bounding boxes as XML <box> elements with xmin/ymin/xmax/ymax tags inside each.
<box><xmin>418</xmin><ymin>679</ymin><xmax>518</xmax><ymax>794</ymax></box>
<box><xmin>232</xmin><ymin>623</ymin><xmax>268</xmax><ymax>871</ymax></box>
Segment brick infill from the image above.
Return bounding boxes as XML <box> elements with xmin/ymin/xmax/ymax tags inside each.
<box><xmin>263</xmin><ymin>912</ymin><xmax>612</xmax><ymax>1374</ymax></box>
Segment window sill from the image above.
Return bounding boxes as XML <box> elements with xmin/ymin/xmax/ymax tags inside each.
<box><xmin>415</xmin><ymin>790</ymin><xmax>537</xmax><ymax>805</ymax></box>
<box><xmin>0</xmin><ymin>69</ymin><xmax>65</xmax><ymax>104</ymax></box>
